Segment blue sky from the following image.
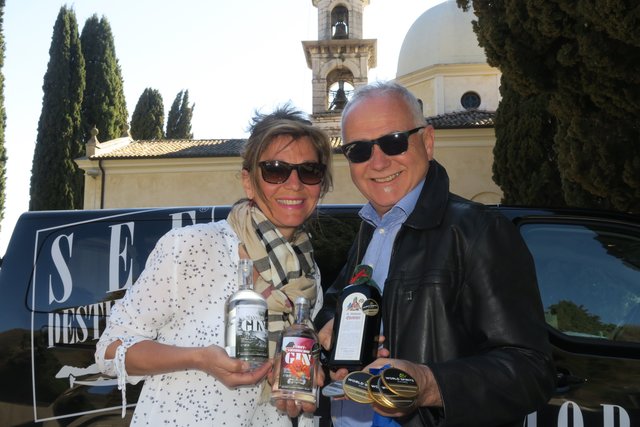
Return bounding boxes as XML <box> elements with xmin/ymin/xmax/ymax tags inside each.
<box><xmin>0</xmin><ymin>0</ymin><xmax>446</xmax><ymax>254</ymax></box>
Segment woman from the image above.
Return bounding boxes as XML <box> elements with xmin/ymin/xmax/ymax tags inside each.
<box><xmin>95</xmin><ymin>105</ymin><xmax>333</xmax><ymax>426</ymax></box>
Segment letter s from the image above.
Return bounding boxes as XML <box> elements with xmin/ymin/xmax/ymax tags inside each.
<box><xmin>49</xmin><ymin>233</ymin><xmax>74</xmax><ymax>304</ymax></box>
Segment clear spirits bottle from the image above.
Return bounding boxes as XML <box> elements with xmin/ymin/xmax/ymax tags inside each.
<box><xmin>328</xmin><ymin>264</ymin><xmax>382</xmax><ymax>371</ymax></box>
<box><xmin>271</xmin><ymin>297</ymin><xmax>320</xmax><ymax>405</ymax></box>
<box><xmin>225</xmin><ymin>259</ymin><xmax>269</xmax><ymax>369</ymax></box>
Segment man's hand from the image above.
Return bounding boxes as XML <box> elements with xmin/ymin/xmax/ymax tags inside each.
<box><xmin>318</xmin><ymin>318</ymin><xmax>334</xmax><ymax>351</ymax></box>
<box><xmin>364</xmin><ymin>358</ymin><xmax>443</xmax><ymax>416</ymax></box>
<box><xmin>324</xmin><ymin>334</ymin><xmax>389</xmax><ymax>383</ymax></box>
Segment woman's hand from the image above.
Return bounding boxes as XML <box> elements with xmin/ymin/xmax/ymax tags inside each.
<box><xmin>197</xmin><ymin>345</ymin><xmax>272</xmax><ymax>388</ymax></box>
<box><xmin>104</xmin><ymin>339</ymin><xmax>271</xmax><ymax>388</ymax></box>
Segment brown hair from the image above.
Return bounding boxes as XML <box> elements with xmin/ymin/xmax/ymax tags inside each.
<box><xmin>242</xmin><ymin>104</ymin><xmax>333</xmax><ymax>203</ymax></box>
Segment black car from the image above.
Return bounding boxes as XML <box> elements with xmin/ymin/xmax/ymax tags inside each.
<box><xmin>0</xmin><ymin>205</ymin><xmax>638</xmax><ymax>426</ymax></box>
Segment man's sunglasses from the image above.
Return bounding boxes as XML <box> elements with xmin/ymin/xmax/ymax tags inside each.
<box><xmin>342</xmin><ymin>126</ymin><xmax>425</xmax><ymax>163</ymax></box>
<box><xmin>258</xmin><ymin>160</ymin><xmax>326</xmax><ymax>185</ymax></box>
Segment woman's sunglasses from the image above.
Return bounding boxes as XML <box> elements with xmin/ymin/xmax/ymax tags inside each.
<box><xmin>341</xmin><ymin>126</ymin><xmax>425</xmax><ymax>163</ymax></box>
<box><xmin>258</xmin><ymin>160</ymin><xmax>326</xmax><ymax>185</ymax></box>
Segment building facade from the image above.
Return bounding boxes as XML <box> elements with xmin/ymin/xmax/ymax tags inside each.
<box><xmin>76</xmin><ymin>0</ymin><xmax>502</xmax><ymax>209</ymax></box>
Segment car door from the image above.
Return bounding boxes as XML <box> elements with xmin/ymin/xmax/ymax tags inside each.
<box><xmin>510</xmin><ymin>210</ymin><xmax>640</xmax><ymax>427</ymax></box>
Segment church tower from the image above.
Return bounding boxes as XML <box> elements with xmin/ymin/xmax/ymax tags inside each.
<box><xmin>303</xmin><ymin>0</ymin><xmax>377</xmax><ymax>137</ymax></box>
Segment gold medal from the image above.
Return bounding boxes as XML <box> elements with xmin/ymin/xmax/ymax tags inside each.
<box><xmin>376</xmin><ymin>376</ymin><xmax>416</xmax><ymax>409</ymax></box>
<box><xmin>367</xmin><ymin>375</ymin><xmax>394</xmax><ymax>409</ymax></box>
<box><xmin>343</xmin><ymin>371</ymin><xmax>374</xmax><ymax>404</ymax></box>
<box><xmin>381</xmin><ymin>367</ymin><xmax>419</xmax><ymax>398</ymax></box>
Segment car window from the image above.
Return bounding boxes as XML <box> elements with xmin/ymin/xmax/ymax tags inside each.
<box><xmin>30</xmin><ymin>209</ymin><xmax>216</xmax><ymax>313</ymax></box>
<box><xmin>520</xmin><ymin>222</ymin><xmax>640</xmax><ymax>344</ymax></box>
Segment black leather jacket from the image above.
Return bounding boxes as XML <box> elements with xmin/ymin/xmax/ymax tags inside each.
<box><xmin>315</xmin><ymin>161</ymin><xmax>556</xmax><ymax>427</ymax></box>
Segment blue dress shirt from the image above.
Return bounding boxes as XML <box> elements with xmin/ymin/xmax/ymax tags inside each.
<box><xmin>331</xmin><ymin>178</ymin><xmax>425</xmax><ymax>427</ymax></box>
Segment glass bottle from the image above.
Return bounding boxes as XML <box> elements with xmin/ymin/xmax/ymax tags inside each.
<box><xmin>328</xmin><ymin>264</ymin><xmax>382</xmax><ymax>371</ymax></box>
<box><xmin>225</xmin><ymin>259</ymin><xmax>269</xmax><ymax>369</ymax></box>
<box><xmin>271</xmin><ymin>297</ymin><xmax>320</xmax><ymax>405</ymax></box>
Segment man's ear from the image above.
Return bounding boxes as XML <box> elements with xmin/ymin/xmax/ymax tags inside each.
<box><xmin>241</xmin><ymin>169</ymin><xmax>255</xmax><ymax>200</ymax></box>
<box><xmin>422</xmin><ymin>125</ymin><xmax>435</xmax><ymax>160</ymax></box>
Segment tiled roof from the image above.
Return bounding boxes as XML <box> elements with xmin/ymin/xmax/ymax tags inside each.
<box><xmin>89</xmin><ymin>139</ymin><xmax>245</xmax><ymax>159</ymax></box>
<box><xmin>86</xmin><ymin>112</ymin><xmax>493</xmax><ymax>160</ymax></box>
<box><xmin>426</xmin><ymin>109</ymin><xmax>495</xmax><ymax>129</ymax></box>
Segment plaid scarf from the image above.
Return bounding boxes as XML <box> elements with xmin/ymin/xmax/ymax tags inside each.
<box><xmin>227</xmin><ymin>200</ymin><xmax>317</xmax><ymax>357</ymax></box>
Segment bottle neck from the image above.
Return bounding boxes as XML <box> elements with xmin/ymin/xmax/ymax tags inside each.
<box><xmin>294</xmin><ymin>299</ymin><xmax>311</xmax><ymax>325</ymax></box>
<box><xmin>238</xmin><ymin>259</ymin><xmax>254</xmax><ymax>290</ymax></box>
<box><xmin>345</xmin><ymin>281</ymin><xmax>380</xmax><ymax>292</ymax></box>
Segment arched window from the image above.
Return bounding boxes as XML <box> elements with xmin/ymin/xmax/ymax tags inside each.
<box><xmin>331</xmin><ymin>6</ymin><xmax>349</xmax><ymax>39</ymax></box>
<box><xmin>327</xmin><ymin>68</ymin><xmax>354</xmax><ymax>111</ymax></box>
<box><xmin>328</xmin><ymin>80</ymin><xmax>354</xmax><ymax>111</ymax></box>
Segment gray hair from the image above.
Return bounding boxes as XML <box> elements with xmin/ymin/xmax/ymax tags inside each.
<box><xmin>341</xmin><ymin>81</ymin><xmax>426</xmax><ymax>138</ymax></box>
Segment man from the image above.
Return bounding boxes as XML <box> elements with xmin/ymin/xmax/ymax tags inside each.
<box><xmin>315</xmin><ymin>81</ymin><xmax>555</xmax><ymax>427</ymax></box>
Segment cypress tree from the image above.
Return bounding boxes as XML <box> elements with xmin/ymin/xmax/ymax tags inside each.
<box><xmin>130</xmin><ymin>88</ymin><xmax>165</xmax><ymax>140</ymax></box>
<box><xmin>457</xmin><ymin>0</ymin><xmax>640</xmax><ymax>212</ymax></box>
<box><xmin>457</xmin><ymin>0</ymin><xmax>562</xmax><ymax>207</ymax></box>
<box><xmin>0</xmin><ymin>0</ymin><xmax>6</xmax><ymax>226</ymax></box>
<box><xmin>166</xmin><ymin>90</ymin><xmax>194</xmax><ymax>139</ymax></box>
<box><xmin>539</xmin><ymin>0</ymin><xmax>640</xmax><ymax>212</ymax></box>
<box><xmin>492</xmin><ymin>78</ymin><xmax>564</xmax><ymax>206</ymax></box>
<box><xmin>80</xmin><ymin>14</ymin><xmax>128</xmax><ymax>143</ymax></box>
<box><xmin>29</xmin><ymin>6</ymin><xmax>85</xmax><ymax>211</ymax></box>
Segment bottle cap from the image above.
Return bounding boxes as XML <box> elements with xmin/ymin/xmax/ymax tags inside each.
<box><xmin>343</xmin><ymin>371</ymin><xmax>374</xmax><ymax>404</ymax></box>
<box><xmin>350</xmin><ymin>264</ymin><xmax>373</xmax><ymax>285</ymax></box>
<box><xmin>349</xmin><ymin>264</ymin><xmax>381</xmax><ymax>292</ymax></box>
<box><xmin>380</xmin><ymin>367</ymin><xmax>419</xmax><ymax>398</ymax></box>
<box><xmin>294</xmin><ymin>296</ymin><xmax>309</xmax><ymax>305</ymax></box>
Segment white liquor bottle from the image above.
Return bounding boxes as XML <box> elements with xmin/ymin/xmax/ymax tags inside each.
<box><xmin>225</xmin><ymin>259</ymin><xmax>268</xmax><ymax>369</ymax></box>
<box><xmin>271</xmin><ymin>297</ymin><xmax>320</xmax><ymax>405</ymax></box>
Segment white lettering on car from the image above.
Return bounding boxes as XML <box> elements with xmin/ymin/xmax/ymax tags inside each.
<box><xmin>108</xmin><ymin>222</ymin><xmax>134</xmax><ymax>293</ymax></box>
<box><xmin>602</xmin><ymin>403</ymin><xmax>631</xmax><ymax>427</ymax></box>
<box><xmin>524</xmin><ymin>401</ymin><xmax>631</xmax><ymax>426</ymax></box>
<box><xmin>170</xmin><ymin>210</ymin><xmax>197</xmax><ymax>229</ymax></box>
<box><xmin>48</xmin><ymin>233</ymin><xmax>73</xmax><ymax>304</ymax></box>
<box><xmin>47</xmin><ymin>301</ymin><xmax>112</xmax><ymax>347</ymax></box>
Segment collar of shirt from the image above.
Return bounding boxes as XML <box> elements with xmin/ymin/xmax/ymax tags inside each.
<box><xmin>357</xmin><ymin>178</ymin><xmax>426</xmax><ymax>289</ymax></box>
<box><xmin>359</xmin><ymin>177</ymin><xmax>426</xmax><ymax>228</ymax></box>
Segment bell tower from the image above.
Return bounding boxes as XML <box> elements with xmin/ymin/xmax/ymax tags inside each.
<box><xmin>303</xmin><ymin>0</ymin><xmax>377</xmax><ymax>137</ymax></box>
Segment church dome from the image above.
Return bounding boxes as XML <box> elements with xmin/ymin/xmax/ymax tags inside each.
<box><xmin>396</xmin><ymin>0</ymin><xmax>486</xmax><ymax>77</ymax></box>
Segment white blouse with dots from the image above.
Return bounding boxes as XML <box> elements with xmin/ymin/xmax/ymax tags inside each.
<box><xmin>95</xmin><ymin>220</ymin><xmax>322</xmax><ymax>427</ymax></box>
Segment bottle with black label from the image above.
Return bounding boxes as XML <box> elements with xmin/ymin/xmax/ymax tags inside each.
<box><xmin>271</xmin><ymin>297</ymin><xmax>320</xmax><ymax>405</ymax></box>
<box><xmin>328</xmin><ymin>264</ymin><xmax>382</xmax><ymax>371</ymax></box>
<box><xmin>225</xmin><ymin>259</ymin><xmax>269</xmax><ymax>369</ymax></box>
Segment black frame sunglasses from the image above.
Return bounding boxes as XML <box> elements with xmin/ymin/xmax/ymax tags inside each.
<box><xmin>342</xmin><ymin>126</ymin><xmax>425</xmax><ymax>163</ymax></box>
<box><xmin>258</xmin><ymin>160</ymin><xmax>326</xmax><ymax>185</ymax></box>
